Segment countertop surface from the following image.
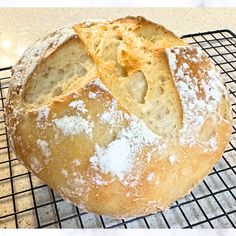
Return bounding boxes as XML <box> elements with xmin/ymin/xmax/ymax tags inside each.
<box><xmin>0</xmin><ymin>8</ymin><xmax>236</xmax><ymax>67</ymax></box>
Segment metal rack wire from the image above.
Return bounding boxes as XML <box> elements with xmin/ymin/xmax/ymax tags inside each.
<box><xmin>0</xmin><ymin>29</ymin><xmax>236</xmax><ymax>228</ymax></box>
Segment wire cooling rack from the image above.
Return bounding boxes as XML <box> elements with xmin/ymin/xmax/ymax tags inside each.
<box><xmin>0</xmin><ymin>29</ymin><xmax>236</xmax><ymax>229</ymax></box>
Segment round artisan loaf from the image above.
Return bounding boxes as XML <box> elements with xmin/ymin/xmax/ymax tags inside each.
<box><xmin>6</xmin><ymin>16</ymin><xmax>232</xmax><ymax>218</ymax></box>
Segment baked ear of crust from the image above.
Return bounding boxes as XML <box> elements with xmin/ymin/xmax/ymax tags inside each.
<box><xmin>6</xmin><ymin>17</ymin><xmax>232</xmax><ymax>218</ymax></box>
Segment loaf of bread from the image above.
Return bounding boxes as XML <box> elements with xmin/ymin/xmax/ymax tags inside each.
<box><xmin>6</xmin><ymin>16</ymin><xmax>232</xmax><ymax>218</ymax></box>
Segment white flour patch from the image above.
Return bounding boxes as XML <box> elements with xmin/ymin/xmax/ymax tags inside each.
<box><xmin>30</xmin><ymin>156</ymin><xmax>43</xmax><ymax>173</ymax></box>
<box><xmin>73</xmin><ymin>159</ymin><xmax>81</xmax><ymax>166</ymax></box>
<box><xmin>36</xmin><ymin>107</ymin><xmax>50</xmax><ymax>127</ymax></box>
<box><xmin>54</xmin><ymin>114</ymin><xmax>93</xmax><ymax>138</ymax></box>
<box><xmin>93</xmin><ymin>78</ymin><xmax>109</xmax><ymax>92</ymax></box>
<box><xmin>209</xmin><ymin>137</ymin><xmax>217</xmax><ymax>151</ymax></box>
<box><xmin>62</xmin><ymin>168</ymin><xmax>69</xmax><ymax>177</ymax></box>
<box><xmin>166</xmin><ymin>46</ymin><xmax>225</xmax><ymax>150</ymax></box>
<box><xmin>69</xmin><ymin>100</ymin><xmax>88</xmax><ymax>113</ymax></box>
<box><xmin>88</xmin><ymin>91</ymin><xmax>98</xmax><ymax>99</ymax></box>
<box><xmin>100</xmin><ymin>99</ymin><xmax>123</xmax><ymax>126</ymax></box>
<box><xmin>146</xmin><ymin>152</ymin><xmax>152</xmax><ymax>163</ymax></box>
<box><xmin>147</xmin><ymin>172</ymin><xmax>155</xmax><ymax>182</ymax></box>
<box><xmin>90</xmin><ymin>141</ymin><xmax>131</xmax><ymax>181</ymax></box>
<box><xmin>168</xmin><ymin>155</ymin><xmax>177</xmax><ymax>165</ymax></box>
<box><xmin>36</xmin><ymin>139</ymin><xmax>51</xmax><ymax>158</ymax></box>
<box><xmin>90</xmin><ymin>114</ymin><xmax>162</xmax><ymax>182</ymax></box>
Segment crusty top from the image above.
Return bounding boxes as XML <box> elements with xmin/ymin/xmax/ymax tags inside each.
<box><xmin>5</xmin><ymin>16</ymin><xmax>232</xmax><ymax>218</ymax></box>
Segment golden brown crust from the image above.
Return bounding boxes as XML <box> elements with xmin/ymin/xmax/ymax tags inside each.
<box><xmin>6</xmin><ymin>17</ymin><xmax>232</xmax><ymax>218</ymax></box>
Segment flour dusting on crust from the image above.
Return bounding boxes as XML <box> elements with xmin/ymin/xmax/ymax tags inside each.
<box><xmin>54</xmin><ymin>114</ymin><xmax>94</xmax><ymax>138</ymax></box>
<box><xmin>88</xmin><ymin>91</ymin><xmax>98</xmax><ymax>99</ymax></box>
<box><xmin>166</xmin><ymin>46</ymin><xmax>226</xmax><ymax>150</ymax></box>
<box><xmin>36</xmin><ymin>139</ymin><xmax>51</xmax><ymax>158</ymax></box>
<box><xmin>92</xmin><ymin>78</ymin><xmax>109</xmax><ymax>92</ymax></box>
<box><xmin>30</xmin><ymin>156</ymin><xmax>43</xmax><ymax>173</ymax></box>
<box><xmin>69</xmin><ymin>100</ymin><xmax>88</xmax><ymax>113</ymax></box>
<box><xmin>89</xmin><ymin>79</ymin><xmax>168</xmax><ymax>184</ymax></box>
<box><xmin>73</xmin><ymin>159</ymin><xmax>81</xmax><ymax>166</ymax></box>
<box><xmin>100</xmin><ymin>98</ymin><xmax>123</xmax><ymax>126</ymax></box>
<box><xmin>90</xmin><ymin>113</ymin><xmax>163</xmax><ymax>182</ymax></box>
<box><xmin>168</xmin><ymin>155</ymin><xmax>177</xmax><ymax>165</ymax></box>
<box><xmin>147</xmin><ymin>172</ymin><xmax>155</xmax><ymax>181</ymax></box>
<box><xmin>90</xmin><ymin>141</ymin><xmax>131</xmax><ymax>181</ymax></box>
<box><xmin>61</xmin><ymin>168</ymin><xmax>69</xmax><ymax>177</ymax></box>
<box><xmin>37</xmin><ymin>107</ymin><xmax>50</xmax><ymax>127</ymax></box>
